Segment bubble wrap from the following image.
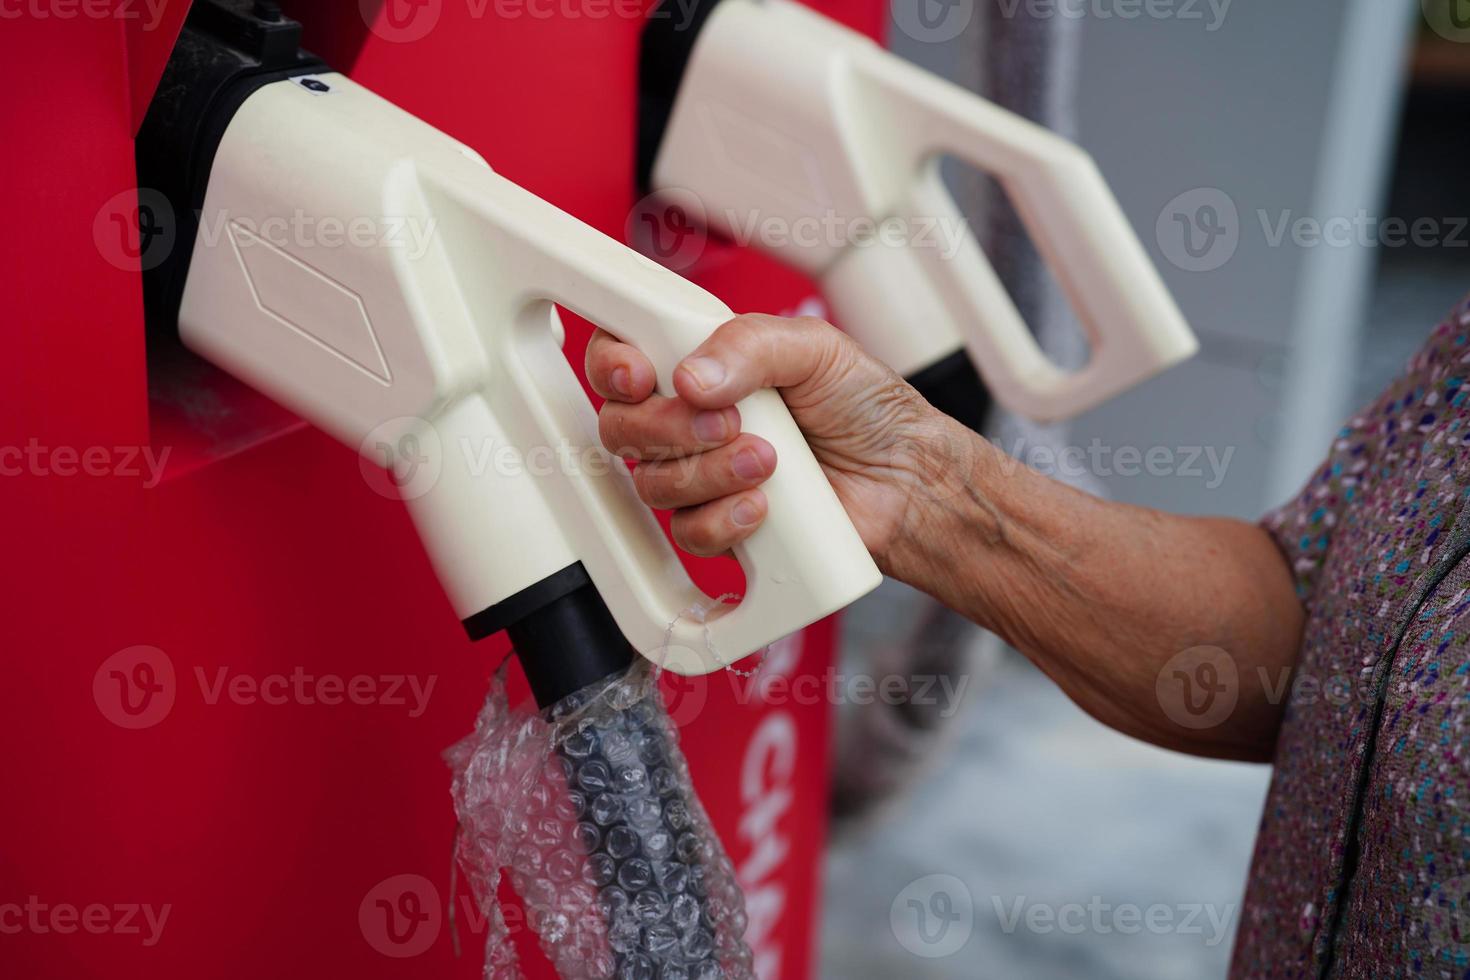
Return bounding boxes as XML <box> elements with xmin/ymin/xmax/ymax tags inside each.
<box><xmin>447</xmin><ymin>660</ymin><xmax>754</xmax><ymax>980</ymax></box>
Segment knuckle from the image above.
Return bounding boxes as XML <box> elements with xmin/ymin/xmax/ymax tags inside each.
<box><xmin>632</xmin><ymin>464</ymin><xmax>665</xmax><ymax>507</ymax></box>
<box><xmin>598</xmin><ymin>405</ymin><xmax>629</xmax><ymax>452</ymax></box>
<box><xmin>723</xmin><ymin>313</ymin><xmax>762</xmax><ymax>334</ymax></box>
<box><xmin>640</xmin><ymin>401</ymin><xmax>689</xmax><ymax>459</ymax></box>
<box><xmin>672</xmin><ymin>511</ymin><xmax>722</xmax><ymax>557</ymax></box>
<box><xmin>650</xmin><ymin>398</ymin><xmax>684</xmax><ymax>442</ymax></box>
<box><xmin>733</xmin><ymin>317</ymin><xmax>770</xmax><ymax>354</ymax></box>
<box><xmin>719</xmin><ymin>314</ymin><xmax>765</xmax><ymax>356</ymax></box>
<box><xmin>794</xmin><ymin>315</ymin><xmax>843</xmax><ymax>360</ymax></box>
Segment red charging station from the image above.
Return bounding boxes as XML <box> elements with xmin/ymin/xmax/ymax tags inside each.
<box><xmin>1</xmin><ymin>1</ymin><xmax>885</xmax><ymax>977</ymax></box>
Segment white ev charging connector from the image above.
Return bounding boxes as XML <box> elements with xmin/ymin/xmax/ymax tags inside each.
<box><xmin>638</xmin><ymin>0</ymin><xmax>1198</xmax><ymax>427</ymax></box>
<box><xmin>138</xmin><ymin>1</ymin><xmax>880</xmax><ymax>705</ymax></box>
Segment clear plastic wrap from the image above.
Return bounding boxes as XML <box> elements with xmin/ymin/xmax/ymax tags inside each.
<box><xmin>447</xmin><ymin>659</ymin><xmax>754</xmax><ymax>980</ymax></box>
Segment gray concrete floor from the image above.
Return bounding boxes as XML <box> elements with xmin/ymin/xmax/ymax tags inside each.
<box><xmin>822</xmin><ymin>593</ymin><xmax>1267</xmax><ymax>980</ymax></box>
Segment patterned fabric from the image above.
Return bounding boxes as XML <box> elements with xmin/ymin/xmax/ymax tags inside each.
<box><xmin>1232</xmin><ymin>294</ymin><xmax>1470</xmax><ymax>979</ymax></box>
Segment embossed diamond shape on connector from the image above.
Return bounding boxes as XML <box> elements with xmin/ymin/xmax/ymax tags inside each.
<box><xmin>227</xmin><ymin>221</ymin><xmax>393</xmax><ymax>385</ymax></box>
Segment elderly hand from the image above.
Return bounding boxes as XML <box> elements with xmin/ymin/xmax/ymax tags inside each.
<box><xmin>588</xmin><ymin>311</ymin><xmax>1307</xmax><ymax>763</ymax></box>
<box><xmin>585</xmin><ymin>313</ymin><xmax>968</xmax><ymax>567</ymax></box>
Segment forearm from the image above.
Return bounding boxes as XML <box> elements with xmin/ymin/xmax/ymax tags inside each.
<box><xmin>884</xmin><ymin>420</ymin><xmax>1305</xmax><ymax>762</ymax></box>
<box><xmin>582</xmin><ymin>312</ymin><xmax>1303</xmax><ymax>760</ymax></box>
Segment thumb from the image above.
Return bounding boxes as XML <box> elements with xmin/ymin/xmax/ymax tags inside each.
<box><xmin>673</xmin><ymin>314</ymin><xmax>848</xmax><ymax>410</ymax></box>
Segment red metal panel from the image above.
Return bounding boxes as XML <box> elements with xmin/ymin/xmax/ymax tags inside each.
<box><xmin>1</xmin><ymin>2</ymin><xmax>884</xmax><ymax>977</ymax></box>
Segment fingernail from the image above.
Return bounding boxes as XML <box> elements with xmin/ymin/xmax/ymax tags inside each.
<box><xmin>610</xmin><ymin>366</ymin><xmax>631</xmax><ymax>397</ymax></box>
<box><xmin>680</xmin><ymin>356</ymin><xmax>725</xmax><ymax>391</ymax></box>
<box><xmin>692</xmin><ymin>410</ymin><xmax>729</xmax><ymax>443</ymax></box>
<box><xmin>731</xmin><ymin>498</ymin><xmax>762</xmax><ymax>527</ymax></box>
<box><xmin>733</xmin><ymin>448</ymin><xmax>767</xmax><ymax>481</ymax></box>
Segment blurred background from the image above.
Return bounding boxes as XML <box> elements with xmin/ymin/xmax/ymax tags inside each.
<box><xmin>823</xmin><ymin>1</ymin><xmax>1469</xmax><ymax>976</ymax></box>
